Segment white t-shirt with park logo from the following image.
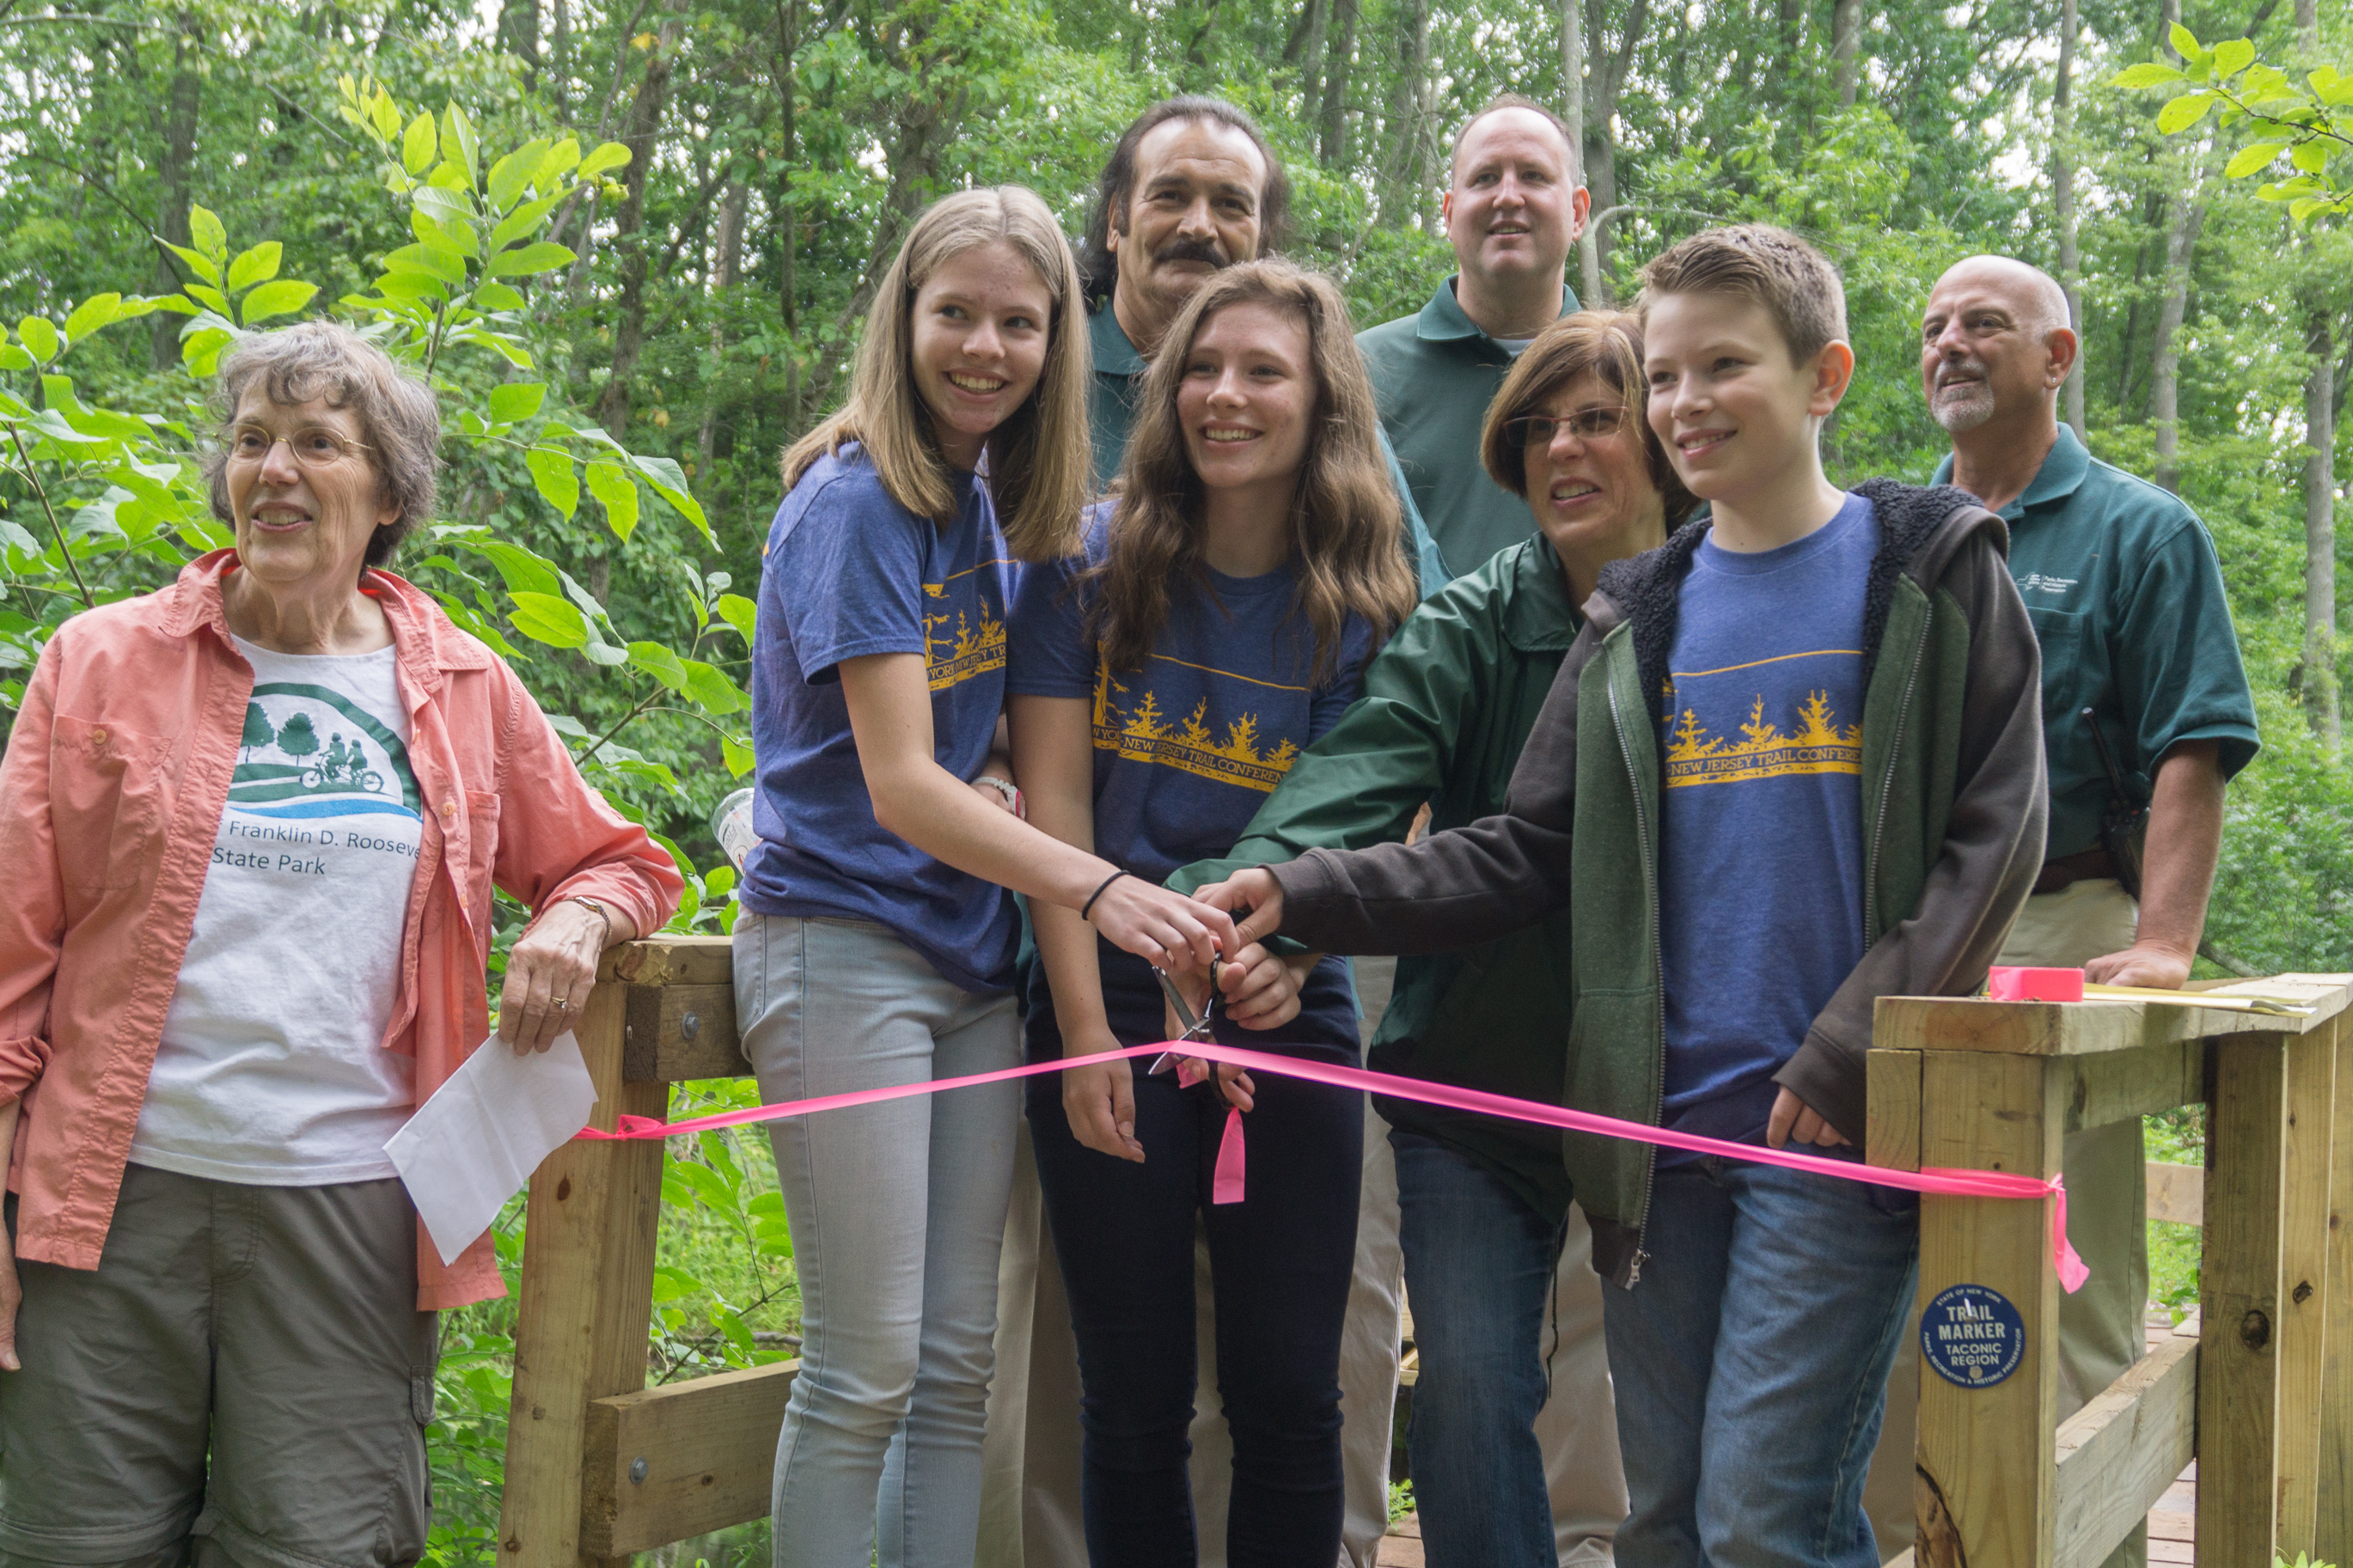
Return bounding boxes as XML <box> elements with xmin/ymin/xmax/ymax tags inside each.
<box><xmin>129</xmin><ymin>636</ymin><xmax>426</xmax><ymax>1185</ymax></box>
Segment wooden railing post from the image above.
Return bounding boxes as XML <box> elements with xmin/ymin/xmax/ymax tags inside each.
<box><xmin>1910</xmin><ymin>1026</ymin><xmax>2065</xmax><ymax>1567</ymax></box>
<box><xmin>496</xmin><ymin>979</ymin><xmax>668</xmax><ymax>1568</ymax></box>
<box><xmin>2319</xmin><ymin>1014</ymin><xmax>2353</xmax><ymax>1564</ymax></box>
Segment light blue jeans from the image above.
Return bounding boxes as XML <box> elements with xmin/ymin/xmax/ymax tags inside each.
<box><xmin>1604</xmin><ymin>1156</ymin><xmax>1918</xmax><ymax>1568</ymax></box>
<box><xmin>734</xmin><ymin>914</ymin><xmax>1020</xmax><ymax>1568</ymax></box>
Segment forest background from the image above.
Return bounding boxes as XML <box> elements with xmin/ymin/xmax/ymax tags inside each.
<box><xmin>1</xmin><ymin>0</ymin><xmax>2349</xmax><ymax>1559</ymax></box>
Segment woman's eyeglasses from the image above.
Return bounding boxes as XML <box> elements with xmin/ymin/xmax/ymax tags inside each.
<box><xmin>1504</xmin><ymin>406</ymin><xmax>1631</xmax><ymax>448</ymax></box>
<box><xmin>226</xmin><ymin>424</ymin><xmax>373</xmax><ymax>470</ymax></box>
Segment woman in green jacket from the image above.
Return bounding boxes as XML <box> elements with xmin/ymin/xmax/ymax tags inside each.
<box><xmin>1170</xmin><ymin>309</ymin><xmax>1695</xmax><ymax>1566</ymax></box>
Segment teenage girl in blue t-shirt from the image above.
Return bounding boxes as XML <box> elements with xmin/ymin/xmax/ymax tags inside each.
<box><xmin>1005</xmin><ymin>259</ymin><xmax>1418</xmax><ymax>1566</ymax></box>
<box><xmin>737</xmin><ymin>186</ymin><xmax>1242</xmax><ymax>1568</ymax></box>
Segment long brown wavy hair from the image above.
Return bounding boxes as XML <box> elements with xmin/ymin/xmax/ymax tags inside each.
<box><xmin>780</xmin><ymin>186</ymin><xmax>1090</xmax><ymax>563</ymax></box>
<box><xmin>1088</xmin><ymin>259</ymin><xmax>1417</xmax><ymax>685</ymax></box>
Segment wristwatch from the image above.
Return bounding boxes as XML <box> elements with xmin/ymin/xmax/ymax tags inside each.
<box><xmin>974</xmin><ymin>774</ymin><xmax>1025</xmax><ymax>818</ymax></box>
<box><xmin>565</xmin><ymin>894</ymin><xmax>614</xmax><ymax>947</ymax></box>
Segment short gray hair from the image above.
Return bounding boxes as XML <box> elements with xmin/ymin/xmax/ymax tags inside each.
<box><xmin>206</xmin><ymin>321</ymin><xmax>442</xmax><ymax>568</ymax></box>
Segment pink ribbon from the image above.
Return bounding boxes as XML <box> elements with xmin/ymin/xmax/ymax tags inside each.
<box><xmin>577</xmin><ymin>1039</ymin><xmax>2087</xmax><ymax>1290</ymax></box>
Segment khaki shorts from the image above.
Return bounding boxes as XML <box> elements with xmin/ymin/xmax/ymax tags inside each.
<box><xmin>0</xmin><ymin>1163</ymin><xmax>438</xmax><ymax>1568</ymax></box>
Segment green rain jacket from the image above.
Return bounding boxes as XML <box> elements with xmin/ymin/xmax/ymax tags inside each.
<box><xmin>1170</xmin><ymin>536</ymin><xmax>1586</xmax><ymax>1223</ymax></box>
<box><xmin>1266</xmin><ymin>481</ymin><xmax>2049</xmax><ymax>1284</ymax></box>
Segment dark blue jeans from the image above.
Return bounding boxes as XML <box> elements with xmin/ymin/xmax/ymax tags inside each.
<box><xmin>1026</xmin><ymin>949</ymin><xmax>1362</xmax><ymax>1567</ymax></box>
<box><xmin>1390</xmin><ymin>1131</ymin><xmax>1562</xmax><ymax>1568</ymax></box>
<box><xmin>1604</xmin><ymin>1156</ymin><xmax>1919</xmax><ymax>1568</ymax></box>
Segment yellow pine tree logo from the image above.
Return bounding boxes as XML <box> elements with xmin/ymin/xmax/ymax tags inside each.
<box><xmin>1091</xmin><ymin>662</ymin><xmax>1304</xmax><ymax>793</ymax></box>
<box><xmin>923</xmin><ymin>597</ymin><xmax>1007</xmax><ymax>692</ymax></box>
<box><xmin>1664</xmin><ymin>686</ymin><xmax>1861</xmax><ymax>788</ymax></box>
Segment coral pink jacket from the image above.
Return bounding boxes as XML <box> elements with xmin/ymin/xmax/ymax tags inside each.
<box><xmin>0</xmin><ymin>552</ymin><xmax>682</xmax><ymax>1308</ymax></box>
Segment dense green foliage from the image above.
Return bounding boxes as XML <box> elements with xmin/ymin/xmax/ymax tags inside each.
<box><xmin>2</xmin><ymin>0</ymin><xmax>2348</xmax><ymax>1558</ymax></box>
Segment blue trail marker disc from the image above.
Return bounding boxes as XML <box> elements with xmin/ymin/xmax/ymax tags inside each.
<box><xmin>1921</xmin><ymin>1283</ymin><xmax>2026</xmax><ymax>1388</ymax></box>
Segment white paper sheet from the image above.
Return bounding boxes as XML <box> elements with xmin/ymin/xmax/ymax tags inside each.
<box><xmin>387</xmin><ymin>1031</ymin><xmax>600</xmax><ymax>1266</ymax></box>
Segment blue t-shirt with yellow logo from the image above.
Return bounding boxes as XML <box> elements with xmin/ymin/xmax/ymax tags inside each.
<box><xmin>741</xmin><ymin>446</ymin><xmax>1019</xmax><ymax>993</ymax></box>
<box><xmin>1656</xmin><ymin>492</ymin><xmax>1876</xmax><ymax>1151</ymax></box>
<box><xmin>1008</xmin><ymin>507</ymin><xmax>1372</xmax><ymax>1052</ymax></box>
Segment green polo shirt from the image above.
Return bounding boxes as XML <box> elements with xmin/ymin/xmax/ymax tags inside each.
<box><xmin>1357</xmin><ymin>274</ymin><xmax>1581</xmax><ymax>581</ymax></box>
<box><xmin>1085</xmin><ymin>302</ymin><xmax>1446</xmax><ymax>593</ymax></box>
<box><xmin>1932</xmin><ymin>424</ymin><xmax>2259</xmax><ymax>860</ymax></box>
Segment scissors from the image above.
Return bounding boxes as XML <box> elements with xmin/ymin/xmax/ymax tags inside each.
<box><xmin>1149</xmin><ymin>955</ymin><xmax>1222</xmax><ymax>1083</ymax></box>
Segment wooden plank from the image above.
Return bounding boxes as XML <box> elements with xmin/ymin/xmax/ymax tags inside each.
<box><xmin>621</xmin><ymin>982</ymin><xmax>749</xmax><ymax>1082</ymax></box>
<box><xmin>1877</xmin><ymin>973</ymin><xmax>2353</xmax><ymax>1059</ymax></box>
<box><xmin>581</xmin><ymin>1360</ymin><xmax>797</xmax><ymax>1554</ymax></box>
<box><xmin>2145</xmin><ymin>1162</ymin><xmax>2204</xmax><ymax>1228</ymax></box>
<box><xmin>496</xmin><ymin>983</ymin><xmax>669</xmax><ymax>1568</ymax></box>
<box><xmin>1867</xmin><ymin>1046</ymin><xmax>1922</xmax><ymax>1173</ymax></box>
<box><xmin>2063</xmin><ymin>1039</ymin><xmax>2204</xmax><ymax>1134</ymax></box>
<box><xmin>2276</xmin><ymin>1022</ymin><xmax>2339</xmax><ymax>1559</ymax></box>
<box><xmin>2319</xmin><ymin>1016</ymin><xmax>2353</xmax><ymax>1564</ymax></box>
<box><xmin>1913</xmin><ymin>1040</ymin><xmax>2065</xmax><ymax>1568</ymax></box>
<box><xmin>2197</xmin><ymin>1031</ymin><xmax>2290</xmax><ymax>1568</ymax></box>
<box><xmin>2051</xmin><ymin>1329</ymin><xmax>2197</xmax><ymax>1568</ymax></box>
<box><xmin>602</xmin><ymin>933</ymin><xmax>733</xmax><ymax>985</ymax></box>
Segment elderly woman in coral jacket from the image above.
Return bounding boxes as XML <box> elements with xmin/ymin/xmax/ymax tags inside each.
<box><xmin>0</xmin><ymin>320</ymin><xmax>681</xmax><ymax>1567</ymax></box>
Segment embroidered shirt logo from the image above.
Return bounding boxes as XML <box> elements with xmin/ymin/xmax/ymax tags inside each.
<box><xmin>1091</xmin><ymin>658</ymin><xmax>1304</xmax><ymax>793</ymax></box>
<box><xmin>230</xmin><ymin>684</ymin><xmax>421</xmax><ymax>820</ymax></box>
<box><xmin>2017</xmin><ymin>571</ymin><xmax>2079</xmax><ymax>597</ymax></box>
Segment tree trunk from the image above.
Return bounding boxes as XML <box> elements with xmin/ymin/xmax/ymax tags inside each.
<box><xmin>1378</xmin><ymin>0</ymin><xmax>1430</xmax><ymax>228</ymax></box>
<box><xmin>1565</xmin><ymin>0</ymin><xmax>1602</xmax><ymax>302</ymax></box>
<box><xmin>551</xmin><ymin>0</ymin><xmax>571</xmax><ymax>119</ymax></box>
<box><xmin>593</xmin><ymin>0</ymin><xmax>688</xmax><ymax>442</ymax></box>
<box><xmin>1318</xmin><ymin>0</ymin><xmax>1358</xmax><ymax>167</ymax></box>
<box><xmin>2054</xmin><ymin>0</ymin><xmax>2086</xmax><ymax>442</ymax></box>
<box><xmin>150</xmin><ymin>11</ymin><xmax>201</xmax><ymax>370</ymax></box>
<box><xmin>1582</xmin><ymin>0</ymin><xmax>1647</xmax><ymax>296</ymax></box>
<box><xmin>2305</xmin><ymin>310</ymin><xmax>2340</xmax><ymax>749</ymax></box>
<box><xmin>773</xmin><ymin>0</ymin><xmax>802</xmax><ymax>430</ymax></box>
<box><xmin>1831</xmin><ymin>0</ymin><xmax>1863</xmax><ymax>106</ymax></box>
<box><xmin>2148</xmin><ymin>145</ymin><xmax>2214</xmax><ymax>494</ymax></box>
<box><xmin>1283</xmin><ymin>0</ymin><xmax>1323</xmax><ymax>70</ymax></box>
<box><xmin>499</xmin><ymin>0</ymin><xmax>541</xmax><ymax>78</ymax></box>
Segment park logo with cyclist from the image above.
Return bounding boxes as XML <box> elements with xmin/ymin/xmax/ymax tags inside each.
<box><xmin>231</xmin><ymin>684</ymin><xmax>421</xmax><ymax>821</ymax></box>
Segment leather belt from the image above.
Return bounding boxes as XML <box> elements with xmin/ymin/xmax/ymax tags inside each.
<box><xmin>2032</xmin><ymin>845</ymin><xmax>2116</xmax><ymax>895</ymax></box>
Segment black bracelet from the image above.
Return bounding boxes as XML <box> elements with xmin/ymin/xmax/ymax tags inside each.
<box><xmin>1079</xmin><ymin>869</ymin><xmax>1128</xmax><ymax>920</ymax></box>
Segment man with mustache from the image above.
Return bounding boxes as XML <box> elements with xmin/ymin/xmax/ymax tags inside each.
<box><xmin>1863</xmin><ymin>255</ymin><xmax>2259</xmax><ymax>1568</ymax></box>
<box><xmin>1358</xmin><ymin>95</ymin><xmax>1588</xmax><ymax>578</ymax></box>
<box><xmin>982</xmin><ymin>95</ymin><xmax>1436</xmax><ymax>1568</ymax></box>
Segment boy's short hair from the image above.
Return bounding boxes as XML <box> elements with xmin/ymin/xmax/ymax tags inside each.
<box><xmin>1635</xmin><ymin>224</ymin><xmax>1848</xmax><ymax>366</ymax></box>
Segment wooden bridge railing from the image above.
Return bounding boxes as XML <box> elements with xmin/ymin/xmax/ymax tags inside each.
<box><xmin>1875</xmin><ymin>973</ymin><xmax>2353</xmax><ymax>1568</ymax></box>
<box><xmin>492</xmin><ymin>938</ymin><xmax>2353</xmax><ymax>1566</ymax></box>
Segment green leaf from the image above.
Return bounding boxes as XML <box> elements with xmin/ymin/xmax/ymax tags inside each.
<box><xmin>2167</xmin><ymin>21</ymin><xmax>2203</xmax><ymax>61</ymax></box>
<box><xmin>443</xmin><ymin>102</ymin><xmax>480</xmax><ymax>186</ymax></box>
<box><xmin>473</xmin><ymin>281</ymin><xmax>529</xmax><ymax>311</ymax></box>
<box><xmin>61</xmin><ymin>294</ymin><xmax>121</xmax><ymax>345</ymax></box>
<box><xmin>487</xmin><ymin>192</ymin><xmax>564</xmax><ymax>253</ymax></box>
<box><xmin>368</xmin><ymin>85</ymin><xmax>400</xmax><ymax>143</ymax></box>
<box><xmin>412</xmin><ymin>185</ymin><xmax>478</xmax><ymax>238</ymax></box>
<box><xmin>185</xmin><ymin>284</ymin><xmax>232</xmax><ymax>317</ymax></box>
<box><xmin>163</xmin><ymin>242</ymin><xmax>223</xmax><ymax>288</ymax></box>
<box><xmin>401</xmin><ymin>111</ymin><xmax>437</xmax><ymax>176</ymax></box>
<box><xmin>722</xmin><ymin>733</ymin><xmax>755</xmax><ymax>778</ymax></box>
<box><xmin>468</xmin><ymin>540</ymin><xmax>564</xmax><ymax>598</ymax></box>
<box><xmin>487</xmin><ymin>241</ymin><xmax>577</xmax><ymax>278</ymax></box>
<box><xmin>2289</xmin><ymin>196</ymin><xmax>2327</xmax><ymax>223</ymax></box>
<box><xmin>488</xmin><ymin>382</ymin><xmax>547</xmax><ymax>424</ymax></box>
<box><xmin>15</xmin><ymin>317</ymin><xmax>59</xmax><ymax>364</ymax></box>
<box><xmin>2112</xmin><ymin>62</ymin><xmax>2188</xmax><ymax>89</ymax></box>
<box><xmin>525</xmin><ymin>448</ymin><xmax>579</xmax><ymax>519</ymax></box>
<box><xmin>0</xmin><ymin>345</ymin><xmax>34</xmax><ymax>372</ymax></box>
<box><xmin>2291</xmin><ymin>139</ymin><xmax>2330</xmax><ymax>174</ymax></box>
<box><xmin>626</xmin><ymin>639</ymin><xmax>693</xmax><ymax>693</ymax></box>
<box><xmin>508</xmin><ymin>591</ymin><xmax>590</xmax><ymax>648</ymax></box>
<box><xmin>371</xmin><ymin>273</ymin><xmax>449</xmax><ymax>303</ymax></box>
<box><xmin>2156</xmin><ymin>92</ymin><xmax>2215</xmax><ymax>134</ymax></box>
<box><xmin>650</xmin><ymin>1265</ymin><xmax>703</xmax><ymax>1303</ymax></box>
<box><xmin>225</xmin><ymin>242</ymin><xmax>282</xmax><ymax>293</ymax></box>
<box><xmin>585</xmin><ymin>460</ymin><xmax>639</xmax><ymax>540</ymax></box>
<box><xmin>577</xmin><ymin>141</ymin><xmax>633</xmax><ymax>180</ymax></box>
<box><xmin>187</xmin><ymin>204</ymin><xmax>228</xmax><ymax>262</ymax></box>
<box><xmin>2210</xmin><ymin>36</ymin><xmax>2253</xmax><ymax>76</ymax></box>
<box><xmin>534</xmin><ymin>138</ymin><xmax>584</xmax><ymax>188</ymax></box>
<box><xmin>382</xmin><ymin>244</ymin><xmax>468</xmax><ymax>284</ymax></box>
<box><xmin>717</xmin><ymin>592</ymin><xmax>759</xmax><ymax>644</ymax></box>
<box><xmin>580</xmin><ymin>639</ymin><xmax>630</xmax><ymax>667</ymax></box>
<box><xmin>608</xmin><ymin>756</ymin><xmax>682</xmax><ymax>792</ymax></box>
<box><xmin>626</xmin><ymin>453</ymin><xmax>710</xmax><ymax>538</ymax></box>
<box><xmin>2228</xmin><ymin>142</ymin><xmax>2289</xmax><ymax>177</ymax></box>
<box><xmin>680</xmin><ymin>659</ymin><xmax>748</xmax><ymax>715</ymax></box>
<box><xmin>239</xmin><ymin>280</ymin><xmax>318</xmax><ymax>326</ymax></box>
<box><xmin>487</xmin><ymin>140</ymin><xmax>550</xmax><ymax>213</ymax></box>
